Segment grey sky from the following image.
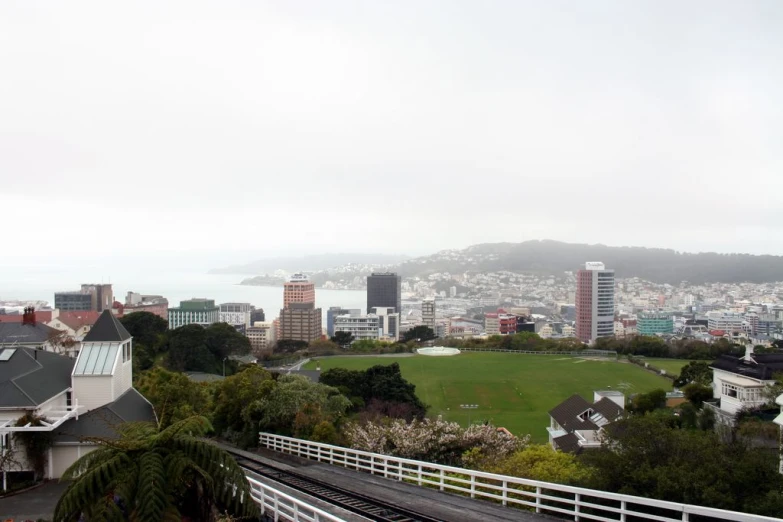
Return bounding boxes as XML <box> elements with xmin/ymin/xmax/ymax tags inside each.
<box><xmin>1</xmin><ymin>0</ymin><xmax>781</xmax><ymax>264</ymax></box>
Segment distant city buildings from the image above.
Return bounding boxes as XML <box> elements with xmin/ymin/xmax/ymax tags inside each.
<box><xmin>219</xmin><ymin>302</ymin><xmax>253</xmax><ymax>332</ymax></box>
<box><xmin>334</xmin><ymin>311</ymin><xmax>381</xmax><ymax>342</ymax></box>
<box><xmin>279</xmin><ymin>274</ymin><xmax>322</xmax><ymax>344</ymax></box>
<box><xmin>370</xmin><ymin>306</ymin><xmax>400</xmax><ymax>341</ymax></box>
<box><xmin>422</xmin><ymin>298</ymin><xmax>436</xmax><ymax>331</ymax></box>
<box><xmin>367</xmin><ymin>273</ymin><xmax>401</xmax><ymax>314</ymax></box>
<box><xmin>246</xmin><ymin>321</ymin><xmax>276</xmax><ymax>354</ymax></box>
<box><xmin>124</xmin><ymin>292</ymin><xmax>168</xmax><ymax>319</ymax></box>
<box><xmin>575</xmin><ymin>262</ymin><xmax>615</xmax><ymax>344</ymax></box>
<box><xmin>168</xmin><ymin>298</ymin><xmax>219</xmax><ymax>329</ymax></box>
<box><xmin>55</xmin><ymin>284</ymin><xmax>113</xmax><ymax>312</ymax></box>
<box><xmin>327</xmin><ymin>307</ymin><xmax>355</xmax><ymax>337</ymax></box>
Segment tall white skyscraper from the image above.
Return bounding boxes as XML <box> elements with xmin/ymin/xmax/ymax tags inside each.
<box><xmin>575</xmin><ymin>262</ymin><xmax>615</xmax><ymax>344</ymax></box>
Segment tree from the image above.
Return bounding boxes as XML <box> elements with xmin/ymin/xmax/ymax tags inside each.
<box><xmin>682</xmin><ymin>383</ymin><xmax>713</xmax><ymax>408</ymax></box>
<box><xmin>119</xmin><ymin>312</ymin><xmax>168</xmax><ymax>352</ymax></box>
<box><xmin>212</xmin><ymin>365</ymin><xmax>276</xmax><ymax>447</ymax></box>
<box><xmin>274</xmin><ymin>339</ymin><xmax>309</xmax><ymax>353</ymax></box>
<box><xmin>330</xmin><ymin>331</ymin><xmax>354</xmax><ymax>348</ymax></box>
<box><xmin>204</xmin><ymin>322</ymin><xmax>251</xmax><ymax>360</ymax></box>
<box><xmin>401</xmin><ymin>325</ymin><xmax>436</xmax><ymax>343</ymax></box>
<box><xmin>13</xmin><ymin>413</ymin><xmax>53</xmax><ymax>481</ymax></box>
<box><xmin>135</xmin><ymin>367</ymin><xmax>214</xmax><ymax>429</ymax></box>
<box><xmin>674</xmin><ymin>361</ymin><xmax>712</xmax><ymax>388</ymax></box>
<box><xmin>627</xmin><ymin>389</ymin><xmax>667</xmax><ymax>415</ymax></box>
<box><xmin>53</xmin><ymin>416</ymin><xmax>258</xmax><ymax>522</ymax></box>
<box><xmin>488</xmin><ymin>444</ymin><xmax>592</xmax><ymax>485</ymax></box>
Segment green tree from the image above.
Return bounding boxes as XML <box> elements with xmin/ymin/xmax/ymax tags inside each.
<box><xmin>53</xmin><ymin>416</ymin><xmax>258</xmax><ymax>522</ymax></box>
<box><xmin>330</xmin><ymin>331</ymin><xmax>354</xmax><ymax>348</ymax></box>
<box><xmin>212</xmin><ymin>365</ymin><xmax>276</xmax><ymax>447</ymax></box>
<box><xmin>628</xmin><ymin>389</ymin><xmax>667</xmax><ymax>414</ymax></box>
<box><xmin>673</xmin><ymin>361</ymin><xmax>712</xmax><ymax>387</ymax></box>
<box><xmin>489</xmin><ymin>444</ymin><xmax>592</xmax><ymax>485</ymax></box>
<box><xmin>204</xmin><ymin>322</ymin><xmax>251</xmax><ymax>359</ymax></box>
<box><xmin>401</xmin><ymin>325</ymin><xmax>436</xmax><ymax>343</ymax></box>
<box><xmin>135</xmin><ymin>367</ymin><xmax>214</xmax><ymax>428</ymax></box>
<box><xmin>682</xmin><ymin>383</ymin><xmax>713</xmax><ymax>408</ymax></box>
<box><xmin>119</xmin><ymin>312</ymin><xmax>168</xmax><ymax>352</ymax></box>
<box><xmin>164</xmin><ymin>324</ymin><xmax>213</xmax><ymax>373</ymax></box>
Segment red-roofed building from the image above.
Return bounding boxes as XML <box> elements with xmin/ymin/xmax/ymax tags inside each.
<box><xmin>47</xmin><ymin>311</ymin><xmax>102</xmax><ymax>339</ymax></box>
<box><xmin>0</xmin><ymin>310</ymin><xmax>54</xmax><ymax>323</ymax></box>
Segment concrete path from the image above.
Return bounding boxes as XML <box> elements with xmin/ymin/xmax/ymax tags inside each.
<box><xmin>0</xmin><ymin>481</ymin><xmax>68</xmax><ymax>520</ymax></box>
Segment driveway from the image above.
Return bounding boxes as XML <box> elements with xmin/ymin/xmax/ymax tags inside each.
<box><xmin>0</xmin><ymin>481</ymin><xmax>68</xmax><ymax>520</ymax></box>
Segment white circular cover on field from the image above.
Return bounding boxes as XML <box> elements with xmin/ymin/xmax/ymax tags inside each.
<box><xmin>416</xmin><ymin>347</ymin><xmax>461</xmax><ymax>356</ymax></box>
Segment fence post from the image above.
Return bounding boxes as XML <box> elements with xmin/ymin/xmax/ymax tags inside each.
<box><xmin>575</xmin><ymin>493</ymin><xmax>580</xmax><ymax>521</ymax></box>
<box><xmin>440</xmin><ymin>469</ymin><xmax>445</xmax><ymax>491</ymax></box>
<box><xmin>418</xmin><ymin>464</ymin><xmax>422</xmax><ymax>486</ymax></box>
<box><xmin>682</xmin><ymin>511</ymin><xmax>688</xmax><ymax>522</ymax></box>
<box><xmin>536</xmin><ymin>486</ymin><xmax>542</xmax><ymax>513</ymax></box>
<box><xmin>501</xmin><ymin>480</ymin><xmax>507</xmax><ymax>506</ymax></box>
<box><xmin>620</xmin><ymin>500</ymin><xmax>626</xmax><ymax>522</ymax></box>
<box><xmin>329</xmin><ymin>447</ymin><xmax>334</xmax><ymax>465</ymax></box>
<box><xmin>470</xmin><ymin>474</ymin><xmax>476</xmax><ymax>498</ymax></box>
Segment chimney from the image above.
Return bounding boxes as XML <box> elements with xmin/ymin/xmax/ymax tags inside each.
<box><xmin>22</xmin><ymin>306</ymin><xmax>36</xmax><ymax>326</ymax></box>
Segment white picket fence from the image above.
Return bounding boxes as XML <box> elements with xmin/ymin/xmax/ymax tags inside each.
<box><xmin>259</xmin><ymin>432</ymin><xmax>778</xmax><ymax>522</ymax></box>
<box><xmin>246</xmin><ymin>475</ymin><xmax>348</xmax><ymax>522</ymax></box>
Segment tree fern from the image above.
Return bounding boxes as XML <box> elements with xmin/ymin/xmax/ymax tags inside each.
<box><xmin>53</xmin><ymin>415</ymin><xmax>259</xmax><ymax>522</ymax></box>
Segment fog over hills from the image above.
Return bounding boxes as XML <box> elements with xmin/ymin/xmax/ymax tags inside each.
<box><xmin>215</xmin><ymin>241</ymin><xmax>783</xmax><ymax>285</ymax></box>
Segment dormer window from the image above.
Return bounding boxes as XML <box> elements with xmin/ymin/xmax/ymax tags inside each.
<box><xmin>579</xmin><ymin>408</ymin><xmax>594</xmax><ymax>421</ymax></box>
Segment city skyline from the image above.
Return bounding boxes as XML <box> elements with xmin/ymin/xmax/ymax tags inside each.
<box><xmin>1</xmin><ymin>1</ymin><xmax>782</xmax><ymax>262</ymax></box>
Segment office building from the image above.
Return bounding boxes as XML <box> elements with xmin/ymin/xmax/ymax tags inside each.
<box><xmin>706</xmin><ymin>311</ymin><xmax>744</xmax><ymax>333</ymax></box>
<box><xmin>367</xmin><ymin>273</ymin><xmax>401</xmax><ymax>314</ymax></box>
<box><xmin>279</xmin><ymin>303</ymin><xmax>322</xmax><ymax>343</ymax></box>
<box><xmin>246</xmin><ymin>321</ymin><xmax>276</xmax><ymax>353</ymax></box>
<box><xmin>124</xmin><ymin>292</ymin><xmax>168</xmax><ymax>320</ymax></box>
<box><xmin>283</xmin><ymin>273</ymin><xmax>315</xmax><ymax>308</ymax></box>
<box><xmin>370</xmin><ymin>306</ymin><xmax>400</xmax><ymax>341</ymax></box>
<box><xmin>422</xmin><ymin>299</ymin><xmax>436</xmax><ymax>331</ymax></box>
<box><xmin>334</xmin><ymin>311</ymin><xmax>381</xmax><ymax>342</ymax></box>
<box><xmin>219</xmin><ymin>302</ymin><xmax>253</xmax><ymax>331</ymax></box>
<box><xmin>55</xmin><ymin>284</ymin><xmax>114</xmax><ymax>312</ymax></box>
<box><xmin>327</xmin><ymin>307</ymin><xmax>357</xmax><ymax>337</ymax></box>
<box><xmin>637</xmin><ymin>312</ymin><xmax>674</xmax><ymax>336</ymax></box>
<box><xmin>167</xmin><ymin>298</ymin><xmax>219</xmax><ymax>329</ymax></box>
<box><xmin>250</xmin><ymin>307</ymin><xmax>266</xmax><ymax>324</ymax></box>
<box><xmin>575</xmin><ymin>262</ymin><xmax>615</xmax><ymax>344</ymax></box>
<box><xmin>279</xmin><ymin>274</ymin><xmax>322</xmax><ymax>343</ymax></box>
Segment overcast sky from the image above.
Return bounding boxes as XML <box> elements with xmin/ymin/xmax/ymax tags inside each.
<box><xmin>1</xmin><ymin>0</ymin><xmax>782</xmax><ymax>266</ymax></box>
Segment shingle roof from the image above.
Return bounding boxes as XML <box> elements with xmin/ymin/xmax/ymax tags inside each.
<box><xmin>0</xmin><ymin>322</ymin><xmax>57</xmax><ymax>345</ymax></box>
<box><xmin>711</xmin><ymin>353</ymin><xmax>783</xmax><ymax>381</ymax></box>
<box><xmin>553</xmin><ymin>433</ymin><xmax>582</xmax><ymax>454</ymax></box>
<box><xmin>82</xmin><ymin>310</ymin><xmax>131</xmax><ymax>342</ymax></box>
<box><xmin>0</xmin><ymin>311</ymin><xmax>54</xmax><ymax>323</ymax></box>
<box><xmin>0</xmin><ymin>347</ymin><xmax>75</xmax><ymax>407</ymax></box>
<box><xmin>53</xmin><ymin>388</ymin><xmax>157</xmax><ymax>443</ymax></box>
<box><xmin>549</xmin><ymin>394</ymin><xmax>599</xmax><ymax>432</ymax></box>
<box><xmin>56</xmin><ymin>311</ymin><xmax>101</xmax><ymax>331</ymax></box>
<box><xmin>592</xmin><ymin>397</ymin><xmax>624</xmax><ymax>422</ymax></box>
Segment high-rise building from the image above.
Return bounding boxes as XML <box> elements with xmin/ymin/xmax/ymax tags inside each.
<box><xmin>246</xmin><ymin>321</ymin><xmax>276</xmax><ymax>354</ymax></box>
<box><xmin>422</xmin><ymin>299</ymin><xmax>436</xmax><ymax>331</ymax></box>
<box><xmin>279</xmin><ymin>303</ymin><xmax>322</xmax><ymax>343</ymax></box>
<box><xmin>575</xmin><ymin>262</ymin><xmax>615</xmax><ymax>344</ymax></box>
<box><xmin>334</xmin><ymin>311</ymin><xmax>381</xmax><ymax>342</ymax></box>
<box><xmin>283</xmin><ymin>273</ymin><xmax>315</xmax><ymax>308</ymax></box>
<box><xmin>279</xmin><ymin>274</ymin><xmax>322</xmax><ymax>344</ymax></box>
<box><xmin>367</xmin><ymin>273</ymin><xmax>401</xmax><ymax>314</ymax></box>
<box><xmin>167</xmin><ymin>298</ymin><xmax>220</xmax><ymax>329</ymax></box>
<box><xmin>219</xmin><ymin>302</ymin><xmax>253</xmax><ymax>331</ymax></box>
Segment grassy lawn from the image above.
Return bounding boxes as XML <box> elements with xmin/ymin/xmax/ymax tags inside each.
<box><xmin>305</xmin><ymin>353</ymin><xmax>673</xmax><ymax>443</ymax></box>
<box><xmin>638</xmin><ymin>358</ymin><xmax>690</xmax><ymax>376</ymax></box>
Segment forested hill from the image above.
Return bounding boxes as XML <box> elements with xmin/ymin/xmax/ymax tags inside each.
<box><xmin>398</xmin><ymin>241</ymin><xmax>783</xmax><ymax>284</ymax></box>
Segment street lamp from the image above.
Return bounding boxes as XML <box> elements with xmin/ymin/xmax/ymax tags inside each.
<box><xmin>223</xmin><ymin>357</ymin><xmax>228</xmax><ymax>377</ymax></box>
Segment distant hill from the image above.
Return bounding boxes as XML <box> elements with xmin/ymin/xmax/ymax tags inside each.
<box><xmin>209</xmin><ymin>253</ymin><xmax>410</xmax><ymax>275</ymax></box>
<box><xmin>398</xmin><ymin>241</ymin><xmax>783</xmax><ymax>284</ymax></box>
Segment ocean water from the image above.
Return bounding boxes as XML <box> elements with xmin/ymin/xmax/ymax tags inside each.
<box><xmin>0</xmin><ymin>264</ymin><xmax>367</xmax><ymax>320</ymax></box>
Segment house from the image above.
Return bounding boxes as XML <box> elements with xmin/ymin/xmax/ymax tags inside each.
<box><xmin>47</xmin><ymin>310</ymin><xmax>102</xmax><ymax>341</ymax></box>
<box><xmin>547</xmin><ymin>391</ymin><xmax>625</xmax><ymax>453</ymax></box>
<box><xmin>707</xmin><ymin>347</ymin><xmax>783</xmax><ymax>425</ymax></box>
<box><xmin>0</xmin><ymin>308</ymin><xmax>58</xmax><ymax>352</ymax></box>
<box><xmin>0</xmin><ymin>310</ymin><xmax>156</xmax><ymax>486</ymax></box>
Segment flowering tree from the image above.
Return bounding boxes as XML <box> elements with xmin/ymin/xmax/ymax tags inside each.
<box><xmin>343</xmin><ymin>417</ymin><xmax>527</xmax><ymax>467</ymax></box>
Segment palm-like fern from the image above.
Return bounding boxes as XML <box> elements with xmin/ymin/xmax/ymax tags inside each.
<box><xmin>54</xmin><ymin>416</ymin><xmax>259</xmax><ymax>522</ymax></box>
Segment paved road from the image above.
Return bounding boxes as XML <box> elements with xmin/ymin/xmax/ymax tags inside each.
<box><xmin>0</xmin><ymin>481</ymin><xmax>68</xmax><ymax>520</ymax></box>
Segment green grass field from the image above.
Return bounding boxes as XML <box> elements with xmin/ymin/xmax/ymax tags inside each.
<box><xmin>305</xmin><ymin>353</ymin><xmax>674</xmax><ymax>443</ymax></box>
<box><xmin>638</xmin><ymin>358</ymin><xmax>690</xmax><ymax>376</ymax></box>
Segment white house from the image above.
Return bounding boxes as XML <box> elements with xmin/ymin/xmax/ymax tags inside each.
<box><xmin>0</xmin><ymin>310</ymin><xmax>156</xmax><ymax>489</ymax></box>
<box><xmin>707</xmin><ymin>347</ymin><xmax>783</xmax><ymax>425</ymax></box>
<box><xmin>547</xmin><ymin>391</ymin><xmax>625</xmax><ymax>453</ymax></box>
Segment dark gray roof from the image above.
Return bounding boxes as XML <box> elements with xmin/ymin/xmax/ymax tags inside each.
<box><xmin>53</xmin><ymin>388</ymin><xmax>157</xmax><ymax>443</ymax></box>
<box><xmin>185</xmin><ymin>371</ymin><xmax>225</xmax><ymax>383</ymax></box>
<box><xmin>549</xmin><ymin>394</ymin><xmax>599</xmax><ymax>432</ymax></box>
<box><xmin>0</xmin><ymin>322</ymin><xmax>56</xmax><ymax>345</ymax></box>
<box><xmin>0</xmin><ymin>347</ymin><xmax>74</xmax><ymax>407</ymax></box>
<box><xmin>82</xmin><ymin>310</ymin><xmax>131</xmax><ymax>343</ymax></box>
<box><xmin>592</xmin><ymin>397</ymin><xmax>624</xmax><ymax>421</ymax></box>
<box><xmin>553</xmin><ymin>433</ymin><xmax>582</xmax><ymax>454</ymax></box>
<box><xmin>711</xmin><ymin>353</ymin><xmax>783</xmax><ymax>381</ymax></box>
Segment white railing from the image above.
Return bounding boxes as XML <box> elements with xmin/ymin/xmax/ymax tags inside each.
<box><xmin>246</xmin><ymin>475</ymin><xmax>347</xmax><ymax>522</ymax></box>
<box><xmin>259</xmin><ymin>432</ymin><xmax>778</xmax><ymax>522</ymax></box>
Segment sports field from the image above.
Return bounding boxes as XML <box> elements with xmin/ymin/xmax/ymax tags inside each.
<box><xmin>640</xmin><ymin>358</ymin><xmax>690</xmax><ymax>376</ymax></box>
<box><xmin>305</xmin><ymin>353</ymin><xmax>674</xmax><ymax>442</ymax></box>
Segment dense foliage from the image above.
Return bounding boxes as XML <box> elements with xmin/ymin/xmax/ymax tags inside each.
<box><xmin>53</xmin><ymin>416</ymin><xmax>258</xmax><ymax>522</ymax></box>
<box><xmin>135</xmin><ymin>367</ymin><xmax>213</xmax><ymax>428</ymax></box>
<box><xmin>320</xmin><ymin>363</ymin><xmax>427</xmax><ymax>420</ymax></box>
